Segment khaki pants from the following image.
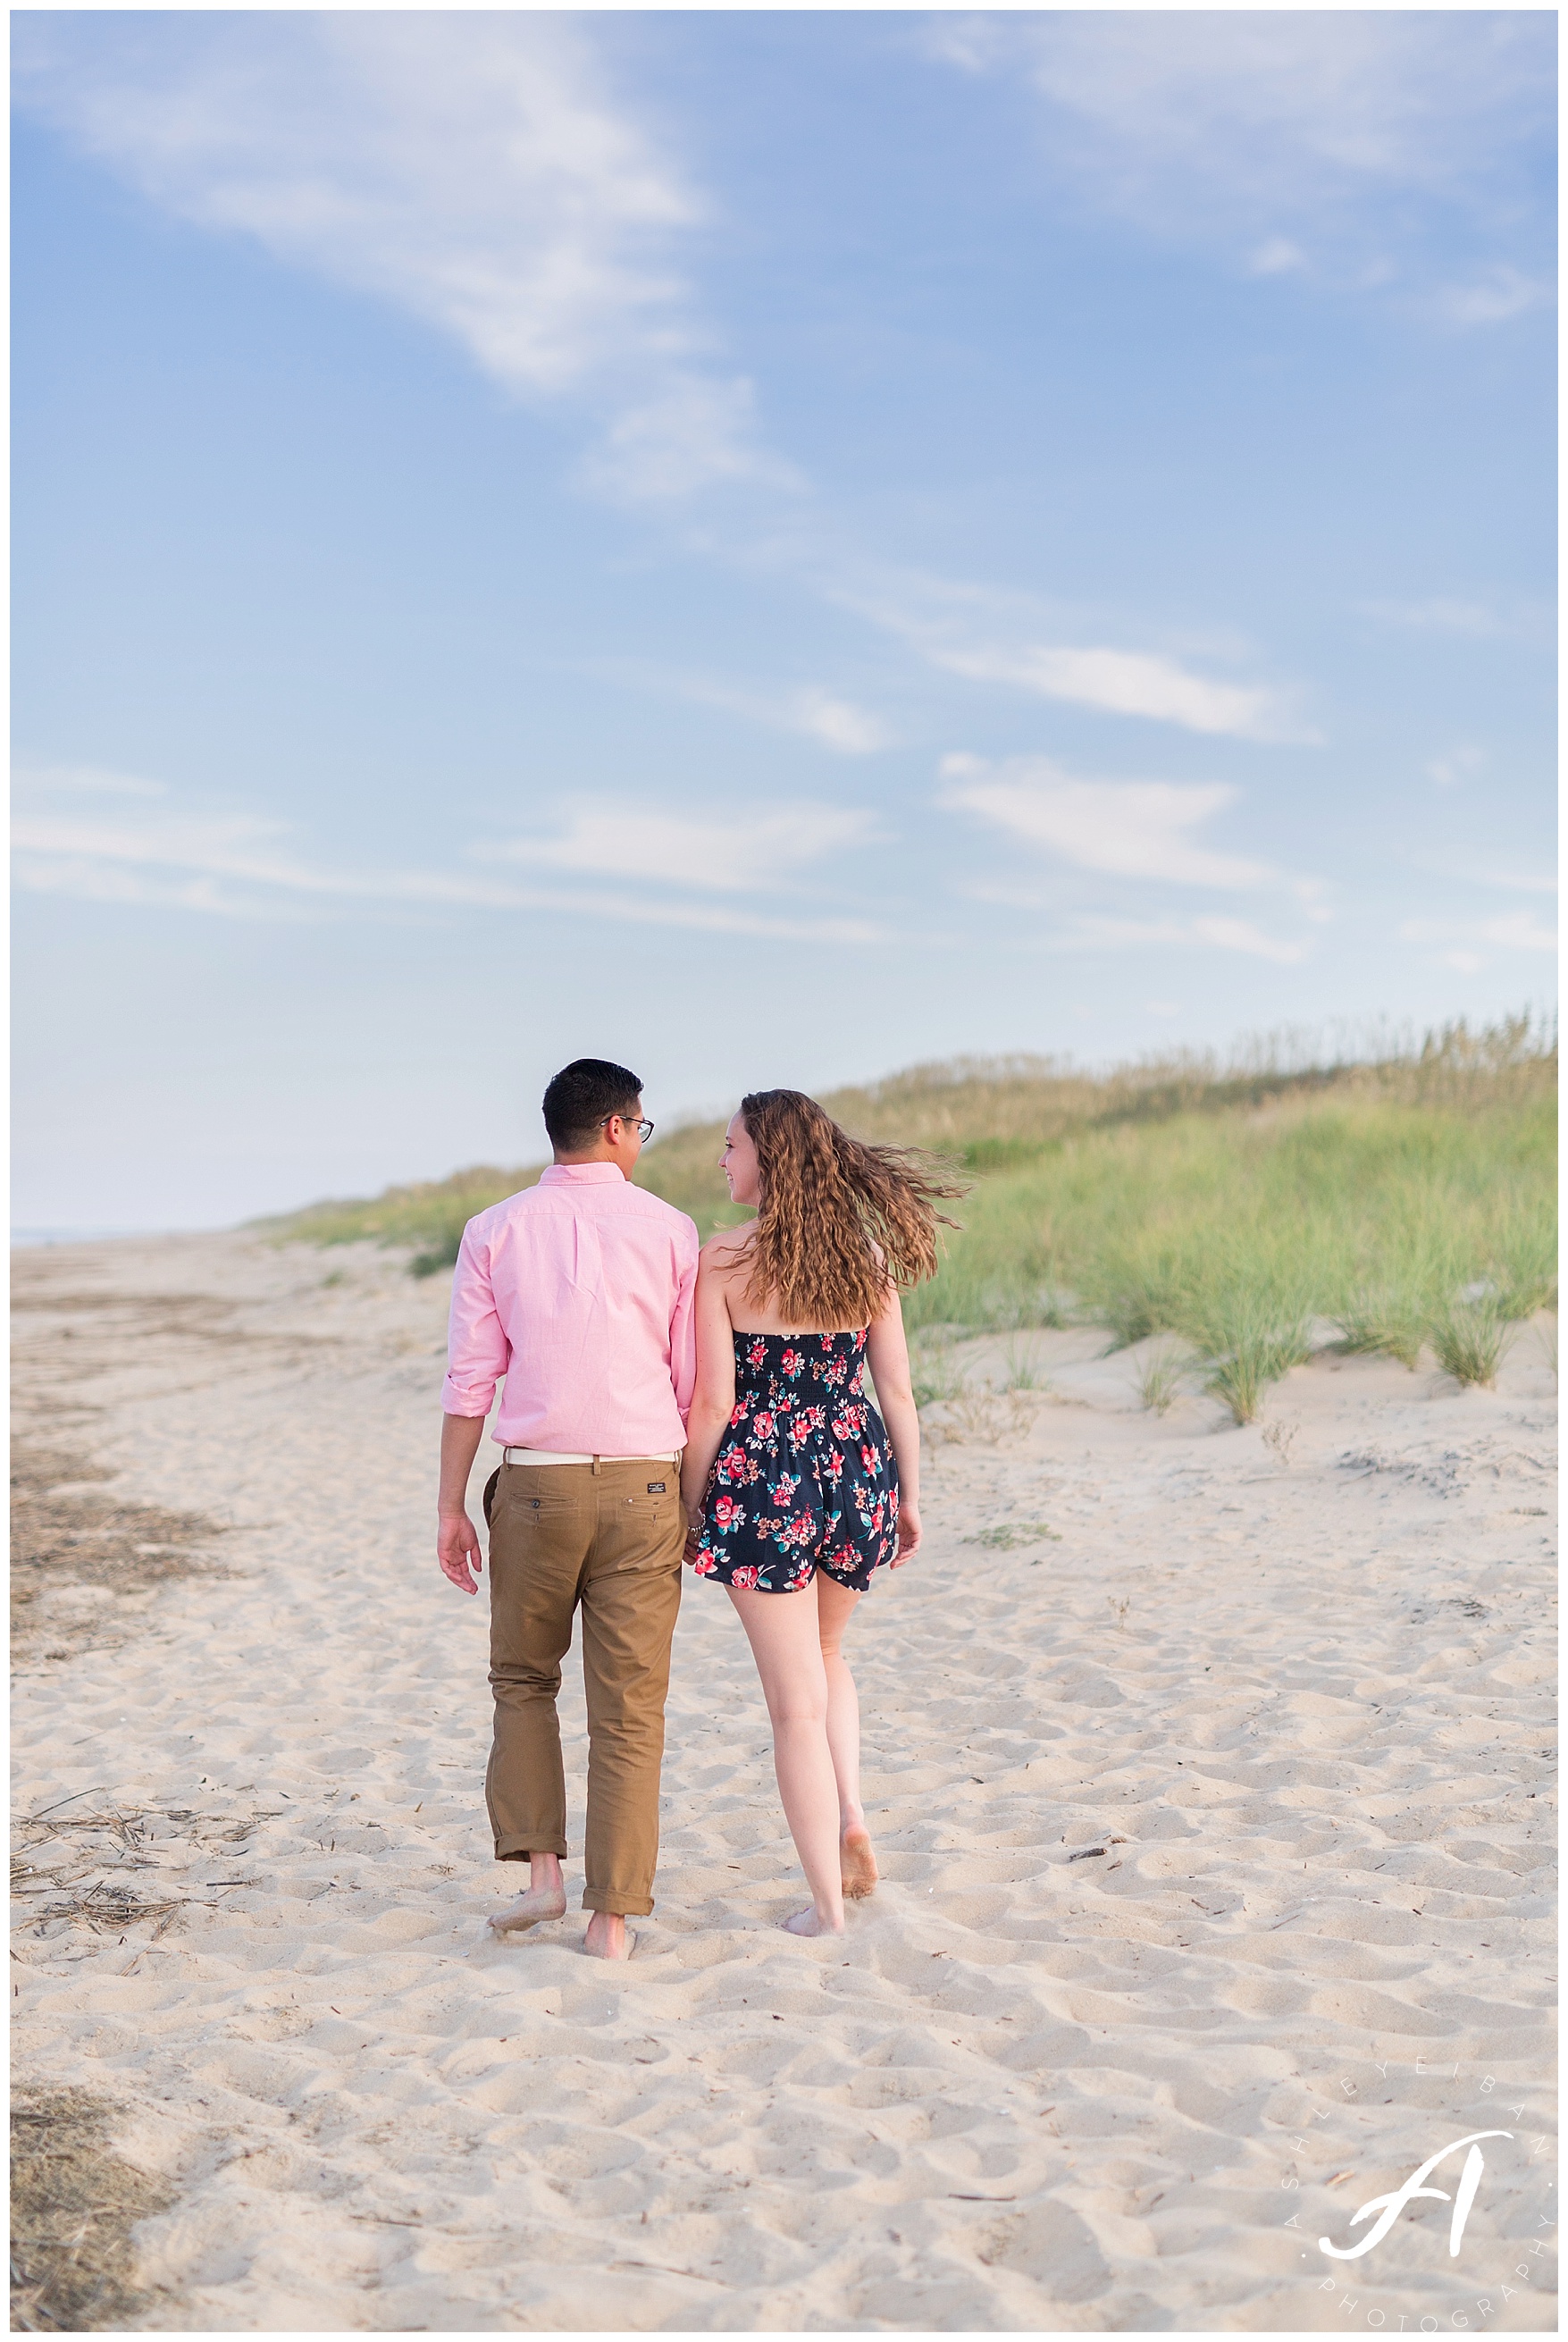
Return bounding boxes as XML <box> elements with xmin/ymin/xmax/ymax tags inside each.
<box><xmin>484</xmin><ymin>1457</ymin><xmax>685</xmax><ymax>1916</ymax></box>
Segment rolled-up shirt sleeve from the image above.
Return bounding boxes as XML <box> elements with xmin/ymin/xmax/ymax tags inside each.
<box><xmin>441</xmin><ymin>1219</ymin><xmax>509</xmax><ymax>1418</ymax></box>
<box><xmin>667</xmin><ymin>1224</ymin><xmax>700</xmax><ymax>1428</ymax></box>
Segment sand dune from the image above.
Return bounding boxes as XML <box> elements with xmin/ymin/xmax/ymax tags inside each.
<box><xmin>11</xmin><ymin>1233</ymin><xmax>1557</xmax><ymax>2330</ymax></box>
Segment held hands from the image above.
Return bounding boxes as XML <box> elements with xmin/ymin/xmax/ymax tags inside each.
<box><xmin>892</xmin><ymin>1501</ymin><xmax>922</xmax><ymax>1566</ymax></box>
<box><xmin>438</xmin><ymin>1509</ymin><xmax>483</xmax><ymax>1595</ymax></box>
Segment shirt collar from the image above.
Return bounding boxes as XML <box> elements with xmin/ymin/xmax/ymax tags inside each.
<box><xmin>540</xmin><ymin>1162</ymin><xmax>625</xmax><ymax>1186</ymax></box>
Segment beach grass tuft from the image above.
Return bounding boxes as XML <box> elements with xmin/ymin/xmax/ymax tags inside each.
<box><xmin>1428</xmin><ymin>1298</ymin><xmax>1515</xmax><ymax>1389</ymax></box>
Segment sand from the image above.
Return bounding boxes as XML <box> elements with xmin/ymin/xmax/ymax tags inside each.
<box><xmin>10</xmin><ymin>1233</ymin><xmax>1558</xmax><ymax>2332</ymax></box>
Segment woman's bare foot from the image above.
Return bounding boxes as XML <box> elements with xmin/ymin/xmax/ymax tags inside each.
<box><xmin>841</xmin><ymin>1826</ymin><xmax>878</xmax><ymax>1900</ymax></box>
<box><xmin>783</xmin><ymin>1906</ymin><xmax>845</xmax><ymax>1936</ymax></box>
<box><xmin>487</xmin><ymin>1883</ymin><xmax>567</xmax><ymax>1935</ymax></box>
<box><xmin>583</xmin><ymin>1911</ymin><xmax>633</xmax><ymax>1960</ymax></box>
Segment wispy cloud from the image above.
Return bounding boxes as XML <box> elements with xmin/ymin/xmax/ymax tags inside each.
<box><xmin>13</xmin><ymin>13</ymin><xmax>783</xmax><ymax>502</ymax></box>
<box><xmin>1400</xmin><ymin>911</ymin><xmax>1559</xmax><ymax>970</ymax></box>
<box><xmin>493</xmin><ymin>801</ymin><xmax>881</xmax><ymax>894</ymax></box>
<box><xmin>966</xmin><ymin>902</ymin><xmax>1310</xmax><ymax>963</ymax></box>
<box><xmin>938</xmin><ymin>754</ymin><xmax>1273</xmax><ymax>888</ymax></box>
<box><xmin>829</xmin><ymin>568</ymin><xmax>1305</xmax><ymax>741</ymax></box>
<box><xmin>1434</xmin><ymin>265</ymin><xmax>1554</xmax><ymax>329</ymax></box>
<box><xmin>604</xmin><ymin>663</ymin><xmax>893</xmax><ymax>755</ymax></box>
<box><xmin>12</xmin><ymin>766</ymin><xmax>883</xmax><ymax>942</ymax></box>
<box><xmin>927</xmin><ymin>12</ymin><xmax>1554</xmax><ymax>298</ymax></box>
<box><xmin>933</xmin><ymin>641</ymin><xmax>1295</xmax><ymax>741</ymax></box>
<box><xmin>1363</xmin><ymin>598</ymin><xmax>1506</xmax><ymax>640</ymax></box>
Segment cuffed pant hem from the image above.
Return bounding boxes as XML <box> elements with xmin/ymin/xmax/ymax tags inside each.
<box><xmin>582</xmin><ymin>1891</ymin><xmax>653</xmax><ymax>1917</ymax></box>
<box><xmin>494</xmin><ymin>1834</ymin><xmax>569</xmax><ymax>1862</ymax></box>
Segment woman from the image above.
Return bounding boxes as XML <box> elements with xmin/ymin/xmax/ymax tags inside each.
<box><xmin>679</xmin><ymin>1089</ymin><xmax>962</xmax><ymax>1937</ymax></box>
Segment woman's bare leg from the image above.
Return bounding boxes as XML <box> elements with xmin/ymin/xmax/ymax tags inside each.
<box><xmin>817</xmin><ymin>1575</ymin><xmax>877</xmax><ymax>1897</ymax></box>
<box><xmin>726</xmin><ymin>1583</ymin><xmax>845</xmax><ymax>1935</ymax></box>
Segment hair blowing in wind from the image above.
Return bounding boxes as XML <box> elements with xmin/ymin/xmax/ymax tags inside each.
<box><xmin>737</xmin><ymin>1089</ymin><xmax>968</xmax><ymax>1328</ymax></box>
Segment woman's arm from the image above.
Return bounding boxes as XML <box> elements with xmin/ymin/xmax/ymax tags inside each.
<box><xmin>866</xmin><ymin>1286</ymin><xmax>922</xmax><ymax>1561</ymax></box>
<box><xmin>679</xmin><ymin>1246</ymin><xmax>739</xmax><ymax>1533</ymax></box>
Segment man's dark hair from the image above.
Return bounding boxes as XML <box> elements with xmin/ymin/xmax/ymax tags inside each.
<box><xmin>542</xmin><ymin>1058</ymin><xmax>644</xmax><ymax>1152</ymax></box>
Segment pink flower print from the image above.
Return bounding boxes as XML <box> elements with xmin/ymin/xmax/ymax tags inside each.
<box><xmin>753</xmin><ymin>1410</ymin><xmax>776</xmax><ymax>1442</ymax></box>
<box><xmin>831</xmin><ymin>1416</ymin><xmax>853</xmax><ymax>1440</ymax></box>
<box><xmin>728</xmin><ymin>1401</ymin><xmax>750</xmax><ymax>1428</ymax></box>
<box><xmin>712</xmin><ymin>1495</ymin><xmax>745</xmax><ymax>1532</ymax></box>
<box><xmin>748</xmin><ymin>1339</ymin><xmax>767</xmax><ymax>1368</ymax></box>
<box><xmin>859</xmin><ymin>1444</ymin><xmax>876</xmax><ymax>1473</ymax></box>
<box><xmin>690</xmin><ymin>1553</ymin><xmax>717</xmax><ymax>1576</ymax></box>
<box><xmin>823</xmin><ymin>1450</ymin><xmax>843</xmax><ymax>1483</ymax></box>
<box><xmin>781</xmin><ymin>1347</ymin><xmax>803</xmax><ymax>1379</ymax></box>
<box><xmin>729</xmin><ymin>1566</ymin><xmax>760</xmax><ymax>1591</ymax></box>
<box><xmin>718</xmin><ymin>1447</ymin><xmax>748</xmax><ymax>1485</ymax></box>
<box><xmin>769</xmin><ymin>1473</ymin><xmax>799</xmax><ymax>1507</ymax></box>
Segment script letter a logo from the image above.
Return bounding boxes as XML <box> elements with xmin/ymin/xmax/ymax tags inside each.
<box><xmin>1319</xmin><ymin>2132</ymin><xmax>1513</xmax><ymax>2263</ymax></box>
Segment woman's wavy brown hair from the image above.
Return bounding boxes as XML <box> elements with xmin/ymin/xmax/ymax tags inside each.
<box><xmin>735</xmin><ymin>1088</ymin><xmax>966</xmax><ymax>1329</ymax></box>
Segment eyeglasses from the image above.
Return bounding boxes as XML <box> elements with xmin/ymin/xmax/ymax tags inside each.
<box><xmin>604</xmin><ymin>1115</ymin><xmax>655</xmax><ymax>1145</ymax></box>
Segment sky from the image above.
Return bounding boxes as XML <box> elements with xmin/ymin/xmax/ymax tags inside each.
<box><xmin>12</xmin><ymin>9</ymin><xmax>1557</xmax><ymax>1231</ymax></box>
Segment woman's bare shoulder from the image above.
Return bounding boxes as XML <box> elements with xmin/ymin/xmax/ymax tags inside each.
<box><xmin>700</xmin><ymin>1226</ymin><xmax>752</xmax><ymax>1272</ymax></box>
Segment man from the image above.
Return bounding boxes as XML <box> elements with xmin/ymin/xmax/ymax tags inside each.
<box><xmin>436</xmin><ymin>1058</ymin><xmax>700</xmax><ymax>1960</ymax></box>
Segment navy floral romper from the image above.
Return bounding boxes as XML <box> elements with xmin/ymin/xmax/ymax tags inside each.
<box><xmin>690</xmin><ymin>1328</ymin><xmax>901</xmax><ymax>1594</ymax></box>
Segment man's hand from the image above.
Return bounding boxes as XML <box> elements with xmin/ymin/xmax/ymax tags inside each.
<box><xmin>892</xmin><ymin>1501</ymin><xmax>922</xmax><ymax>1566</ymax></box>
<box><xmin>438</xmin><ymin>1509</ymin><xmax>483</xmax><ymax>1595</ymax></box>
<box><xmin>437</xmin><ymin>1412</ymin><xmax>488</xmax><ymax>1593</ymax></box>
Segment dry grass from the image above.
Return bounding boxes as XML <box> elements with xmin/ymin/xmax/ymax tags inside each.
<box><xmin>960</xmin><ymin>1521</ymin><xmax>1062</xmax><ymax>1550</ymax></box>
<box><xmin>11</xmin><ymin>2087</ymin><xmax>173</xmax><ymax>2331</ymax></box>
<box><xmin>264</xmin><ymin>1013</ymin><xmax>1557</xmax><ymax>1272</ymax></box>
<box><xmin>11</xmin><ymin>1445</ymin><xmax>228</xmax><ymax>1657</ymax></box>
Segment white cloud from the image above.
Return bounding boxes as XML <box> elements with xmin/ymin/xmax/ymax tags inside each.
<box><xmin>11</xmin><ymin>766</ymin><xmax>882</xmax><ymax>942</ymax></box>
<box><xmin>831</xmin><ymin>570</ymin><xmax>1304</xmax><ymax>741</ymax></box>
<box><xmin>1425</xmin><ymin>745</ymin><xmax>1488</xmax><ymax>789</ymax></box>
<box><xmin>1400</xmin><ymin>912</ymin><xmax>1558</xmax><ymax>961</ymax></box>
<box><xmin>581</xmin><ymin>374</ymin><xmax>799</xmax><ymax>504</ymax></box>
<box><xmin>1023</xmin><ymin>913</ymin><xmax>1309</xmax><ymax>964</ymax></box>
<box><xmin>616</xmin><ymin>667</ymin><xmax>892</xmax><ymax>755</ymax></box>
<box><xmin>495</xmin><ymin>802</ymin><xmax>880</xmax><ymax>894</ymax></box>
<box><xmin>787</xmin><ymin>690</ymin><xmax>892</xmax><ymax>757</ymax></box>
<box><xmin>938</xmin><ymin>754</ymin><xmax>1272</xmax><ymax>888</ymax></box>
<box><xmin>928</xmin><ymin>12</ymin><xmax>1553</xmax><ymax>291</ymax></box>
<box><xmin>1365</xmin><ymin>600</ymin><xmax>1505</xmax><ymax>640</ymax></box>
<box><xmin>13</xmin><ymin>13</ymin><xmax>782</xmax><ymax>501</ymax></box>
<box><xmin>1435</xmin><ymin>266</ymin><xmax>1554</xmax><ymax>329</ymax></box>
<box><xmin>933</xmin><ymin>640</ymin><xmax>1295</xmax><ymax>741</ymax></box>
<box><xmin>1247</xmin><ymin>238</ymin><xmax>1308</xmax><ymax>278</ymax></box>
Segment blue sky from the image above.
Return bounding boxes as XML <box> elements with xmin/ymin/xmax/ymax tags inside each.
<box><xmin>13</xmin><ymin>10</ymin><xmax>1557</xmax><ymax>1230</ymax></box>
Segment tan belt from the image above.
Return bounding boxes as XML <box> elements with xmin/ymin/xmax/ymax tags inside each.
<box><xmin>503</xmin><ymin>1448</ymin><xmax>681</xmax><ymax>1467</ymax></box>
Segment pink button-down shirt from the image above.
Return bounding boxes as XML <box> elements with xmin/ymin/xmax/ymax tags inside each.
<box><xmin>441</xmin><ymin>1163</ymin><xmax>700</xmax><ymax>1455</ymax></box>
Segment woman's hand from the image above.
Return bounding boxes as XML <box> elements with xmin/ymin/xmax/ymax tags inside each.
<box><xmin>892</xmin><ymin>1501</ymin><xmax>922</xmax><ymax>1565</ymax></box>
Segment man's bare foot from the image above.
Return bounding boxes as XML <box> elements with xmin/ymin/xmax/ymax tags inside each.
<box><xmin>841</xmin><ymin>1826</ymin><xmax>878</xmax><ymax>1900</ymax></box>
<box><xmin>487</xmin><ymin>1884</ymin><xmax>567</xmax><ymax>1935</ymax></box>
<box><xmin>783</xmin><ymin>1907</ymin><xmax>845</xmax><ymax>1937</ymax></box>
<box><xmin>583</xmin><ymin>1910</ymin><xmax>633</xmax><ymax>1960</ymax></box>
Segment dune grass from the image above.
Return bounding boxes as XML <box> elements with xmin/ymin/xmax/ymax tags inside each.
<box><xmin>261</xmin><ymin>1014</ymin><xmax>1555</xmax><ymax>1422</ymax></box>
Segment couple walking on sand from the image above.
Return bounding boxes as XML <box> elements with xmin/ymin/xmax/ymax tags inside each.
<box><xmin>436</xmin><ymin>1057</ymin><xmax>959</xmax><ymax>1957</ymax></box>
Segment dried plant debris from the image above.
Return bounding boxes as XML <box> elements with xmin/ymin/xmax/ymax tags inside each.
<box><xmin>11</xmin><ymin>2086</ymin><xmax>173</xmax><ymax>2332</ymax></box>
<box><xmin>961</xmin><ymin>1520</ymin><xmax>1062</xmax><ymax>1549</ymax></box>
<box><xmin>13</xmin><ymin>1799</ymin><xmax>280</xmax><ymax>1941</ymax></box>
<box><xmin>11</xmin><ymin>1442</ymin><xmax>228</xmax><ymax>1653</ymax></box>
